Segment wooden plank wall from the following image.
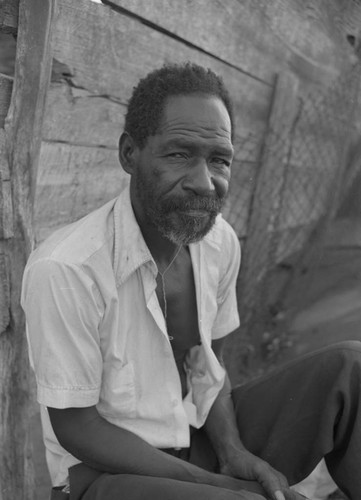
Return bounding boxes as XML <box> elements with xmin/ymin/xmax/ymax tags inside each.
<box><xmin>0</xmin><ymin>1</ymin><xmax>55</xmax><ymax>498</ymax></box>
<box><xmin>34</xmin><ymin>0</ymin><xmax>359</xmax><ymax>256</ymax></box>
<box><xmin>35</xmin><ymin>0</ymin><xmax>275</xmax><ymax>241</ymax></box>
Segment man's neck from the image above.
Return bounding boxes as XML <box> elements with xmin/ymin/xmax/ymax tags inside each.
<box><xmin>131</xmin><ymin>200</ymin><xmax>180</xmax><ymax>267</ymax></box>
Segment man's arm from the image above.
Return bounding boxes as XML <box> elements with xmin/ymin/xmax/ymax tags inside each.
<box><xmin>205</xmin><ymin>338</ymin><xmax>308</xmax><ymax>500</ymax></box>
<box><xmin>48</xmin><ymin>405</ymin><xmax>264</xmax><ymax>494</ymax></box>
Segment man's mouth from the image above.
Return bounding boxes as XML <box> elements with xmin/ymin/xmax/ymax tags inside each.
<box><xmin>178</xmin><ymin>209</ymin><xmax>210</xmax><ymax>218</ymax></box>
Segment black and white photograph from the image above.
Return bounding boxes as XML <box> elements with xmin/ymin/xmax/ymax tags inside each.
<box><xmin>1</xmin><ymin>1</ymin><xmax>361</xmax><ymax>499</ymax></box>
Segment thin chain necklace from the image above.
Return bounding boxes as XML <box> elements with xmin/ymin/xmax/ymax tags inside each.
<box><xmin>157</xmin><ymin>245</ymin><xmax>182</xmax><ymax>326</ymax></box>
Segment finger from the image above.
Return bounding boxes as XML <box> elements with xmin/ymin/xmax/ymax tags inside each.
<box><xmin>256</xmin><ymin>471</ymin><xmax>288</xmax><ymax>499</ymax></box>
<box><xmin>274</xmin><ymin>486</ymin><xmax>310</xmax><ymax>500</ymax></box>
<box><xmin>236</xmin><ymin>492</ymin><xmax>269</xmax><ymax>500</ymax></box>
<box><xmin>275</xmin><ymin>490</ymin><xmax>286</xmax><ymax>500</ymax></box>
<box><xmin>233</xmin><ymin>479</ymin><xmax>267</xmax><ymax>496</ymax></box>
<box><xmin>283</xmin><ymin>488</ymin><xmax>311</xmax><ymax>500</ymax></box>
<box><xmin>260</xmin><ymin>475</ymin><xmax>293</xmax><ymax>500</ymax></box>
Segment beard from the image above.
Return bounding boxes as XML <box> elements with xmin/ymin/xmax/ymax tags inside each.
<box><xmin>134</xmin><ymin>171</ymin><xmax>226</xmax><ymax>245</ymax></box>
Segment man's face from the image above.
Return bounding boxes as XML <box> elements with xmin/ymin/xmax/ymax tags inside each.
<box><xmin>131</xmin><ymin>94</ymin><xmax>234</xmax><ymax>245</ymax></box>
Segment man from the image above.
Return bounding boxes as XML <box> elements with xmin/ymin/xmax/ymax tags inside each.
<box><xmin>22</xmin><ymin>63</ymin><xmax>361</xmax><ymax>500</ymax></box>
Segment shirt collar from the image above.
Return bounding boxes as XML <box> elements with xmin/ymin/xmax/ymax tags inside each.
<box><xmin>113</xmin><ymin>187</ymin><xmax>155</xmax><ymax>286</ymax></box>
<box><xmin>112</xmin><ymin>187</ymin><xmax>222</xmax><ymax>287</ymax></box>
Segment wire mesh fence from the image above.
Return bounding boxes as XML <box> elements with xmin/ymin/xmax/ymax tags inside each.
<box><xmin>224</xmin><ymin>60</ymin><xmax>361</xmax><ymax>384</ymax></box>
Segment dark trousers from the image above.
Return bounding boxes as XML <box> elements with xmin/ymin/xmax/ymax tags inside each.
<box><xmin>66</xmin><ymin>341</ymin><xmax>361</xmax><ymax>500</ymax></box>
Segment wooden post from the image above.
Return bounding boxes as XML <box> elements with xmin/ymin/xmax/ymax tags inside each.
<box><xmin>228</xmin><ymin>71</ymin><xmax>300</xmax><ymax>381</ymax></box>
<box><xmin>0</xmin><ymin>0</ymin><xmax>55</xmax><ymax>498</ymax></box>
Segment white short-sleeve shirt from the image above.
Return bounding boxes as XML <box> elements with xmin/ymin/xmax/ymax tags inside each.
<box><xmin>21</xmin><ymin>187</ymin><xmax>241</xmax><ymax>486</ymax></box>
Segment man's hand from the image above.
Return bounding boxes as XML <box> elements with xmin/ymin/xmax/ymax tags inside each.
<box><xmin>220</xmin><ymin>449</ymin><xmax>309</xmax><ymax>500</ymax></box>
<box><xmin>206</xmin><ymin>340</ymin><xmax>310</xmax><ymax>500</ymax></box>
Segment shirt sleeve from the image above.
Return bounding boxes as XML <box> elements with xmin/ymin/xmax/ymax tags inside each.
<box><xmin>211</xmin><ymin>223</ymin><xmax>241</xmax><ymax>339</ymax></box>
<box><xmin>21</xmin><ymin>258</ymin><xmax>104</xmax><ymax>409</ymax></box>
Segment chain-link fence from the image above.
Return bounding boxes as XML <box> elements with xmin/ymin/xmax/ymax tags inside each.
<box><xmin>224</xmin><ymin>60</ymin><xmax>361</xmax><ymax>384</ymax></box>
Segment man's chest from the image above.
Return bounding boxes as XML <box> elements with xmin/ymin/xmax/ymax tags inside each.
<box><xmin>155</xmin><ymin>248</ymin><xmax>201</xmax><ymax>351</ymax></box>
<box><xmin>106</xmin><ymin>244</ymin><xmax>221</xmax><ymax>360</ymax></box>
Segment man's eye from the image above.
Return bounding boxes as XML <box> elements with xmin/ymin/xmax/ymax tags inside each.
<box><xmin>212</xmin><ymin>158</ymin><xmax>231</xmax><ymax>167</ymax></box>
<box><xmin>168</xmin><ymin>152</ymin><xmax>187</xmax><ymax>159</ymax></box>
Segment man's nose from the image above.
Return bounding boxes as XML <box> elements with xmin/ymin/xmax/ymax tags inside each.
<box><xmin>182</xmin><ymin>159</ymin><xmax>215</xmax><ymax>195</ymax></box>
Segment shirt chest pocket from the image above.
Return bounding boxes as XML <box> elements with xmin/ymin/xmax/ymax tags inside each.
<box><xmin>100</xmin><ymin>361</ymin><xmax>137</xmax><ymax>418</ymax></box>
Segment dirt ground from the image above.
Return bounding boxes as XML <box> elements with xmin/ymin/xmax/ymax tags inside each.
<box><xmin>29</xmin><ymin>219</ymin><xmax>361</xmax><ymax>499</ymax></box>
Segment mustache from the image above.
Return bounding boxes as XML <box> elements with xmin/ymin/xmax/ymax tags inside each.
<box><xmin>160</xmin><ymin>194</ymin><xmax>225</xmax><ymax>213</ymax></box>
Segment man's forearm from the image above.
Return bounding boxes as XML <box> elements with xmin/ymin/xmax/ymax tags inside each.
<box><xmin>48</xmin><ymin>406</ymin><xmax>252</xmax><ymax>492</ymax></box>
<box><xmin>203</xmin><ymin>375</ymin><xmax>303</xmax><ymax>500</ymax></box>
<box><xmin>204</xmin><ymin>372</ymin><xmax>247</xmax><ymax>465</ymax></box>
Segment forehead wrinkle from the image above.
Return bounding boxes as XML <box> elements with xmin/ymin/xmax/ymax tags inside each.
<box><xmin>161</xmin><ymin>135</ymin><xmax>234</xmax><ymax>157</ymax></box>
<box><xmin>154</xmin><ymin>96</ymin><xmax>233</xmax><ymax>153</ymax></box>
<box><xmin>157</xmin><ymin>95</ymin><xmax>232</xmax><ymax>141</ymax></box>
<box><xmin>160</xmin><ymin>116</ymin><xmax>230</xmax><ymax>132</ymax></box>
<box><xmin>159</xmin><ymin>124</ymin><xmax>232</xmax><ymax>143</ymax></box>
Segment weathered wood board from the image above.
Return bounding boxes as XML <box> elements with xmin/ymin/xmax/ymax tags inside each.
<box><xmin>104</xmin><ymin>0</ymin><xmax>277</xmax><ymax>84</ymax></box>
<box><xmin>0</xmin><ymin>128</ymin><xmax>13</xmax><ymax>239</ymax></box>
<box><xmin>0</xmin><ymin>73</ymin><xmax>12</xmax><ymax>127</ymax></box>
<box><xmin>260</xmin><ymin>0</ymin><xmax>356</xmax><ymax>69</ymax></box>
<box><xmin>50</xmin><ymin>0</ymin><xmax>272</xmax><ymax>136</ymax></box>
<box><xmin>0</xmin><ymin>0</ymin><xmax>19</xmax><ymax>33</ymax></box>
<box><xmin>108</xmin><ymin>0</ymin><xmax>353</xmax><ymax>84</ymax></box>
<box><xmin>43</xmin><ymin>82</ymin><xmax>269</xmax><ymax>160</ymax></box>
<box><xmin>42</xmin><ymin>84</ymin><xmax>125</xmax><ymax>148</ymax></box>
<box><xmin>0</xmin><ymin>0</ymin><xmax>55</xmax><ymax>498</ymax></box>
<box><xmin>34</xmin><ymin>142</ymin><xmax>129</xmax><ymax>241</ymax></box>
<box><xmin>234</xmin><ymin>71</ymin><xmax>300</xmax><ymax>334</ymax></box>
<box><xmin>43</xmin><ymin>81</ymin><xmax>269</xmax><ymax>156</ymax></box>
<box><xmin>0</xmin><ymin>130</ymin><xmax>11</xmax><ymax>335</ymax></box>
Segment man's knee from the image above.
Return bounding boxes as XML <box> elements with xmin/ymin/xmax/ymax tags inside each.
<box><xmin>83</xmin><ymin>474</ymin><xmax>261</xmax><ymax>500</ymax></box>
<box><xmin>312</xmin><ymin>341</ymin><xmax>361</xmax><ymax>389</ymax></box>
<box><xmin>325</xmin><ymin>340</ymin><xmax>361</xmax><ymax>353</ymax></box>
<box><xmin>319</xmin><ymin>341</ymin><xmax>361</xmax><ymax>366</ymax></box>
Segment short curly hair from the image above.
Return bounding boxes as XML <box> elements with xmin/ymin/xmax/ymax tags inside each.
<box><xmin>124</xmin><ymin>62</ymin><xmax>234</xmax><ymax>148</ymax></box>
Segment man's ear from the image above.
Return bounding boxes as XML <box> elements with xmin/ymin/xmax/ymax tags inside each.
<box><xmin>118</xmin><ymin>132</ymin><xmax>138</xmax><ymax>175</ymax></box>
